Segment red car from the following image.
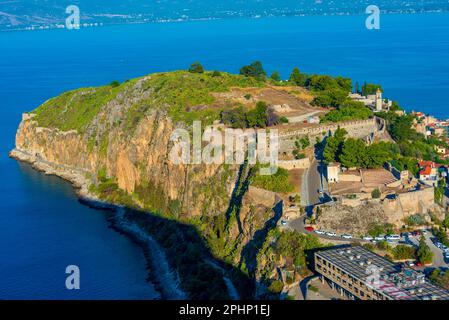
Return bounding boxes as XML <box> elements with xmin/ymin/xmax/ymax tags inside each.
<box><xmin>411</xmin><ymin>231</ymin><xmax>423</xmax><ymax>237</ymax></box>
<box><xmin>305</xmin><ymin>226</ymin><xmax>315</xmax><ymax>232</ymax></box>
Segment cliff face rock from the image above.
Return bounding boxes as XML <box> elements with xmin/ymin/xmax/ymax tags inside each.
<box><xmin>12</xmin><ymin>72</ymin><xmax>272</xmax><ymax>216</ymax></box>
<box><xmin>11</xmin><ymin>72</ymin><xmax>287</xmax><ymax>291</ymax></box>
<box><xmin>316</xmin><ymin>202</ymin><xmax>390</xmax><ymax>235</ymax></box>
<box><xmin>13</xmin><ymin>110</ymin><xmax>236</xmax><ymax>218</ymax></box>
<box><xmin>315</xmin><ymin>187</ymin><xmax>441</xmax><ymax>235</ymax></box>
<box><xmin>11</xmin><ymin>71</ymin><xmax>312</xmax><ymax>300</ymax></box>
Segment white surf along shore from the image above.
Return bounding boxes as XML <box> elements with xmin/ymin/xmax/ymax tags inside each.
<box><xmin>9</xmin><ymin>148</ymin><xmax>240</xmax><ymax>300</ymax></box>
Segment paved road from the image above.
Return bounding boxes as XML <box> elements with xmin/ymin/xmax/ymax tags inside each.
<box><xmin>302</xmin><ymin>160</ymin><xmax>329</xmax><ymax>207</ymax></box>
<box><xmin>405</xmin><ymin>232</ymin><xmax>448</xmax><ymax>268</ymax></box>
<box><xmin>288</xmin><ymin>215</ymin><xmax>357</xmax><ymax>243</ymax></box>
<box><xmin>307</xmin><ymin>159</ymin><xmax>323</xmax><ymax>206</ymax></box>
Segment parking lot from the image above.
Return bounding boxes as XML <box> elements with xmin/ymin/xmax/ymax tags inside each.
<box><xmin>406</xmin><ymin>231</ymin><xmax>449</xmax><ymax>268</ymax></box>
<box><xmin>285</xmin><ymin>217</ymin><xmax>449</xmax><ymax>268</ymax></box>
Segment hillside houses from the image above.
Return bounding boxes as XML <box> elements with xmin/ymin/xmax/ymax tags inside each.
<box><xmin>349</xmin><ymin>88</ymin><xmax>392</xmax><ymax>112</ymax></box>
<box><xmin>411</xmin><ymin>111</ymin><xmax>449</xmax><ymax>138</ymax></box>
<box><xmin>418</xmin><ymin>161</ymin><xmax>448</xmax><ymax>187</ymax></box>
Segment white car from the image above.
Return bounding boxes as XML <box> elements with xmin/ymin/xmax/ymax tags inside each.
<box><xmin>315</xmin><ymin>230</ymin><xmax>325</xmax><ymax>235</ymax></box>
<box><xmin>386</xmin><ymin>235</ymin><xmax>401</xmax><ymax>241</ymax></box>
<box><xmin>325</xmin><ymin>231</ymin><xmax>337</xmax><ymax>237</ymax></box>
<box><xmin>280</xmin><ymin>220</ymin><xmax>287</xmax><ymax>226</ymax></box>
<box><xmin>375</xmin><ymin>236</ymin><xmax>385</xmax><ymax>241</ymax></box>
<box><xmin>341</xmin><ymin>234</ymin><xmax>353</xmax><ymax>239</ymax></box>
<box><xmin>363</xmin><ymin>236</ymin><xmax>374</xmax><ymax>241</ymax></box>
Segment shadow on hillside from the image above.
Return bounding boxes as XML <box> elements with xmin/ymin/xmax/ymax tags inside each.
<box><xmin>225</xmin><ymin>161</ymin><xmax>252</xmax><ymax>234</ymax></box>
<box><xmin>239</xmin><ymin>200</ymin><xmax>283</xmax><ymax>275</ymax></box>
<box><xmin>80</xmin><ymin>198</ymin><xmax>278</xmax><ymax>300</ymax></box>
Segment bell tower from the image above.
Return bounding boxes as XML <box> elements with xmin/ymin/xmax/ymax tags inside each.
<box><xmin>375</xmin><ymin>88</ymin><xmax>383</xmax><ymax>112</ymax></box>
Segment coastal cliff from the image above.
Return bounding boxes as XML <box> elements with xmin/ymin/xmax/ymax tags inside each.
<box><xmin>10</xmin><ymin>71</ymin><xmax>308</xmax><ymax>299</ymax></box>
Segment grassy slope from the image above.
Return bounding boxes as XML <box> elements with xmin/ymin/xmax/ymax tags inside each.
<box><xmin>32</xmin><ymin>71</ymin><xmax>265</xmax><ymax>134</ymax></box>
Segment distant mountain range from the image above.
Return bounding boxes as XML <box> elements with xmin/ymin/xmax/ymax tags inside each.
<box><xmin>1</xmin><ymin>0</ymin><xmax>449</xmax><ymax>31</ymax></box>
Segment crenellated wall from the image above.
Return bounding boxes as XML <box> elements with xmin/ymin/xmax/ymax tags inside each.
<box><xmin>279</xmin><ymin>117</ymin><xmax>386</xmax><ymax>152</ymax></box>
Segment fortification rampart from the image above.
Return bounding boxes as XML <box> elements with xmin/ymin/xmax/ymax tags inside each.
<box><xmin>279</xmin><ymin>117</ymin><xmax>385</xmax><ymax>152</ymax></box>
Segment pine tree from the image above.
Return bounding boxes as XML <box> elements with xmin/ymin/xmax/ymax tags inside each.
<box><xmin>270</xmin><ymin>71</ymin><xmax>281</xmax><ymax>82</ymax></box>
<box><xmin>289</xmin><ymin>67</ymin><xmax>306</xmax><ymax>86</ymax></box>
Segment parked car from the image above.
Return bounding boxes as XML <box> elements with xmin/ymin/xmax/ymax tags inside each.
<box><xmin>305</xmin><ymin>226</ymin><xmax>315</xmax><ymax>232</ymax></box>
<box><xmin>411</xmin><ymin>231</ymin><xmax>423</xmax><ymax>237</ymax></box>
<box><xmin>315</xmin><ymin>230</ymin><xmax>325</xmax><ymax>235</ymax></box>
<box><xmin>341</xmin><ymin>234</ymin><xmax>353</xmax><ymax>239</ymax></box>
<box><xmin>280</xmin><ymin>220</ymin><xmax>287</xmax><ymax>226</ymax></box>
<box><xmin>416</xmin><ymin>262</ymin><xmax>423</xmax><ymax>267</ymax></box>
<box><xmin>406</xmin><ymin>261</ymin><xmax>415</xmax><ymax>267</ymax></box>
<box><xmin>444</xmin><ymin>253</ymin><xmax>449</xmax><ymax>262</ymax></box>
<box><xmin>386</xmin><ymin>235</ymin><xmax>401</xmax><ymax>241</ymax></box>
<box><xmin>363</xmin><ymin>236</ymin><xmax>374</xmax><ymax>241</ymax></box>
<box><xmin>375</xmin><ymin>236</ymin><xmax>385</xmax><ymax>241</ymax></box>
<box><xmin>326</xmin><ymin>231</ymin><xmax>337</xmax><ymax>237</ymax></box>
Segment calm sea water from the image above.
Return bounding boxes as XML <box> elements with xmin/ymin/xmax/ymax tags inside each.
<box><xmin>1</xmin><ymin>13</ymin><xmax>449</xmax><ymax>299</ymax></box>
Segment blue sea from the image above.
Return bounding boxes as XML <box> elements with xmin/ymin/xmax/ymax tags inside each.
<box><xmin>1</xmin><ymin>13</ymin><xmax>449</xmax><ymax>299</ymax></box>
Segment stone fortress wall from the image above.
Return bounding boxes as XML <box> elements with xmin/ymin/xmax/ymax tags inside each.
<box><xmin>278</xmin><ymin>117</ymin><xmax>386</xmax><ymax>152</ymax></box>
<box><xmin>278</xmin><ymin>158</ymin><xmax>310</xmax><ymax>170</ymax></box>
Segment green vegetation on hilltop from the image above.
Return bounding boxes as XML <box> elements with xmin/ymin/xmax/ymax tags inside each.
<box><xmin>284</xmin><ymin>73</ymin><xmax>376</xmax><ymax>123</ymax></box>
<box><xmin>137</xmin><ymin>71</ymin><xmax>265</xmax><ymax>125</ymax></box>
<box><xmin>361</xmin><ymin>82</ymin><xmax>383</xmax><ymax>96</ymax></box>
<box><xmin>32</xmin><ymin>70</ymin><xmax>265</xmax><ymax>134</ymax></box>
<box><xmin>307</xmin><ymin>74</ymin><xmax>352</xmax><ymax>108</ymax></box>
<box><xmin>239</xmin><ymin>61</ymin><xmax>267</xmax><ymax>80</ymax></box>
<box><xmin>289</xmin><ymin>67</ymin><xmax>308</xmax><ymax>87</ymax></box>
<box><xmin>34</xmin><ymin>83</ymin><xmax>127</xmax><ymax>134</ymax></box>
<box><xmin>323</xmin><ymin>128</ymin><xmax>394</xmax><ymax>168</ymax></box>
<box><xmin>320</xmin><ymin>100</ymin><xmax>373</xmax><ymax>123</ymax></box>
<box><xmin>188</xmin><ymin>62</ymin><xmax>205</xmax><ymax>74</ymax></box>
<box><xmin>220</xmin><ymin>101</ymin><xmax>284</xmax><ymax>129</ymax></box>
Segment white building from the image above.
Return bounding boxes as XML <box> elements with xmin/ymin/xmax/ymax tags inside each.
<box><xmin>327</xmin><ymin>163</ymin><xmax>340</xmax><ymax>183</ymax></box>
<box><xmin>349</xmin><ymin>89</ymin><xmax>392</xmax><ymax>113</ymax></box>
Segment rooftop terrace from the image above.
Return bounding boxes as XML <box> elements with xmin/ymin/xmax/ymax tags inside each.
<box><xmin>316</xmin><ymin>246</ymin><xmax>449</xmax><ymax>300</ymax></box>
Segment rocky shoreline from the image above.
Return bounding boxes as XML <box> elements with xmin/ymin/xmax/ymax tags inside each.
<box><xmin>9</xmin><ymin>148</ymin><xmax>94</xmax><ymax>201</ymax></box>
<box><xmin>9</xmin><ymin>147</ymin><xmax>187</xmax><ymax>300</ymax></box>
